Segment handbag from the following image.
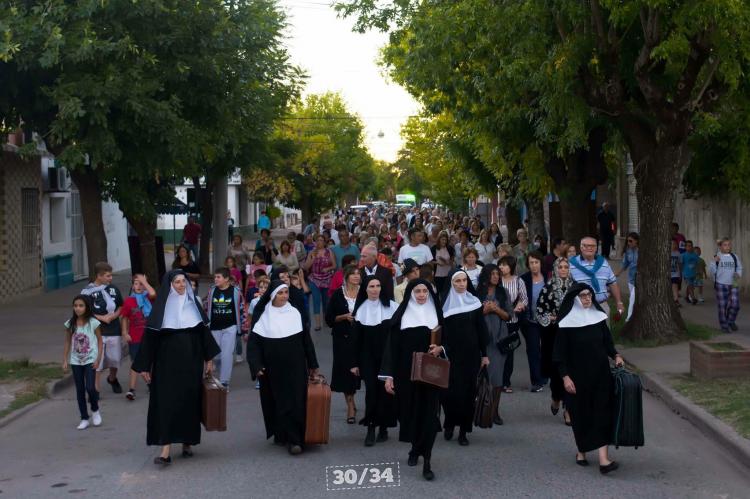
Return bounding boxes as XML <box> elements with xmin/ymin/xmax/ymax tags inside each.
<box><xmin>498</xmin><ymin>328</ymin><xmax>521</xmax><ymax>355</ymax></box>
<box><xmin>410</xmin><ymin>326</ymin><xmax>450</xmax><ymax>389</ymax></box>
<box><xmin>473</xmin><ymin>366</ymin><xmax>493</xmax><ymax>428</ymax></box>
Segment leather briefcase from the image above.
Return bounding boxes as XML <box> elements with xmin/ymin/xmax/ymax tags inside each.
<box><xmin>410</xmin><ymin>352</ymin><xmax>450</xmax><ymax>389</ymax></box>
<box><xmin>305</xmin><ymin>375</ymin><xmax>331</xmax><ymax>445</ymax></box>
<box><xmin>202</xmin><ymin>376</ymin><xmax>227</xmax><ymax>431</ymax></box>
<box><xmin>473</xmin><ymin>366</ymin><xmax>493</xmax><ymax>428</ymax></box>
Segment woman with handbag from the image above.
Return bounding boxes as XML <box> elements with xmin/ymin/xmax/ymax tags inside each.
<box><xmin>247</xmin><ymin>280</ymin><xmax>320</xmax><ymax>455</ymax></box>
<box><xmin>350</xmin><ymin>275</ymin><xmax>399</xmax><ymax>446</ymax></box>
<box><xmin>440</xmin><ymin>270</ymin><xmax>490</xmax><ymax>446</ymax></box>
<box><xmin>476</xmin><ymin>264</ymin><xmax>512</xmax><ymax>425</ymax></box>
<box><xmin>381</xmin><ymin>279</ymin><xmax>444</xmax><ymax>481</ymax></box>
<box><xmin>325</xmin><ymin>265</ymin><xmax>362</xmax><ymax>425</ymax></box>
<box><xmin>553</xmin><ymin>282</ymin><xmax>624</xmax><ymax>474</ymax></box>
<box><xmin>498</xmin><ymin>255</ymin><xmax>528</xmax><ymax>393</ymax></box>
<box><xmin>536</xmin><ymin>257</ymin><xmax>574</xmax><ymax>425</ymax></box>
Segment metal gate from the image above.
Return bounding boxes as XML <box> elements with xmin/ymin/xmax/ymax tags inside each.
<box><xmin>21</xmin><ymin>188</ymin><xmax>41</xmax><ymax>290</ymax></box>
<box><xmin>71</xmin><ymin>188</ymin><xmax>87</xmax><ymax>279</ymax></box>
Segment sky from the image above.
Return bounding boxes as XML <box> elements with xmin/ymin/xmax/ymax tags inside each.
<box><xmin>278</xmin><ymin>0</ymin><xmax>420</xmax><ymax>162</ymax></box>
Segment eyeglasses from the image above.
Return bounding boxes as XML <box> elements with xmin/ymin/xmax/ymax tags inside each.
<box><xmin>579</xmin><ymin>292</ymin><xmax>593</xmax><ymax>298</ymax></box>
<box><xmin>581</xmin><ymin>244</ymin><xmax>597</xmax><ymax>248</ymax></box>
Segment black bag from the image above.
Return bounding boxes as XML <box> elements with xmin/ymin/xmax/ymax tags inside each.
<box><xmin>473</xmin><ymin>366</ymin><xmax>493</xmax><ymax>428</ymax></box>
<box><xmin>611</xmin><ymin>367</ymin><xmax>644</xmax><ymax>448</ymax></box>
<box><xmin>498</xmin><ymin>330</ymin><xmax>521</xmax><ymax>355</ymax></box>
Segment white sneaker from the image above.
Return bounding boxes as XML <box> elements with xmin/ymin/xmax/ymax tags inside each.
<box><xmin>92</xmin><ymin>410</ymin><xmax>102</xmax><ymax>427</ymax></box>
<box><xmin>77</xmin><ymin>419</ymin><xmax>90</xmax><ymax>430</ymax></box>
<box><xmin>234</xmin><ymin>355</ymin><xmax>243</xmax><ymax>364</ymax></box>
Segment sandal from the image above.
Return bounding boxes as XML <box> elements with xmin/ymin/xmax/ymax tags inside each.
<box><xmin>502</xmin><ymin>386</ymin><xmax>513</xmax><ymax>394</ymax></box>
<box><xmin>346</xmin><ymin>417</ymin><xmax>356</xmax><ymax>424</ymax></box>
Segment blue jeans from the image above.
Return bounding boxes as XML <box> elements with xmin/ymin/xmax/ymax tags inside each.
<box><xmin>521</xmin><ymin>321</ymin><xmax>544</xmax><ymax>387</ymax></box>
<box><xmin>308</xmin><ymin>281</ymin><xmax>330</xmax><ymax>316</ymax></box>
<box><xmin>71</xmin><ymin>364</ymin><xmax>99</xmax><ymax>420</ymax></box>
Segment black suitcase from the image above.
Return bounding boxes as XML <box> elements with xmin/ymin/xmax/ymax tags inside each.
<box><xmin>611</xmin><ymin>367</ymin><xmax>644</xmax><ymax>448</ymax></box>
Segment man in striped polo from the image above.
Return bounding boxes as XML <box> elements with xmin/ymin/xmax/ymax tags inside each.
<box><xmin>569</xmin><ymin>236</ymin><xmax>625</xmax><ymax>318</ymax></box>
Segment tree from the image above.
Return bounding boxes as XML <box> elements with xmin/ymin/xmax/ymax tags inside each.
<box><xmin>339</xmin><ymin>0</ymin><xmax>750</xmax><ymax>343</ymax></box>
<box><xmin>1</xmin><ymin>0</ymin><xmax>300</xmax><ymax>279</ymax></box>
<box><xmin>254</xmin><ymin>92</ymin><xmax>377</xmax><ymax>224</ymax></box>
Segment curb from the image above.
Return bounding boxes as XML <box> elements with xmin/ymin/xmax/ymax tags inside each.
<box><xmin>637</xmin><ymin>370</ymin><xmax>750</xmax><ymax>471</ymax></box>
<box><xmin>0</xmin><ymin>376</ymin><xmax>70</xmax><ymax>430</ymax></box>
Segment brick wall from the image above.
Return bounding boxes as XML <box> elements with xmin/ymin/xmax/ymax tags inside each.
<box><xmin>0</xmin><ymin>146</ymin><xmax>43</xmax><ymax>303</ymax></box>
<box><xmin>690</xmin><ymin>341</ymin><xmax>750</xmax><ymax>379</ymax></box>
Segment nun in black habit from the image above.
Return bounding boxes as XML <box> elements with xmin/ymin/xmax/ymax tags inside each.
<box><xmin>350</xmin><ymin>274</ymin><xmax>399</xmax><ymax>447</ymax></box>
<box><xmin>132</xmin><ymin>270</ymin><xmax>220</xmax><ymax>466</ymax></box>
<box><xmin>440</xmin><ymin>270</ymin><xmax>490</xmax><ymax>446</ymax></box>
<box><xmin>271</xmin><ymin>265</ymin><xmax>310</xmax><ymax>332</ymax></box>
<box><xmin>381</xmin><ymin>279</ymin><xmax>444</xmax><ymax>481</ymax></box>
<box><xmin>325</xmin><ymin>264</ymin><xmax>362</xmax><ymax>424</ymax></box>
<box><xmin>247</xmin><ymin>280</ymin><xmax>319</xmax><ymax>455</ymax></box>
<box><xmin>553</xmin><ymin>282</ymin><xmax>624</xmax><ymax>474</ymax></box>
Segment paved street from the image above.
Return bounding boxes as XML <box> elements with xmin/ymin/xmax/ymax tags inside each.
<box><xmin>1</xmin><ymin>324</ymin><xmax>749</xmax><ymax>499</ymax></box>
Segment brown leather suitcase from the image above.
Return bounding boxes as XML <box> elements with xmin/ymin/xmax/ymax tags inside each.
<box><xmin>202</xmin><ymin>376</ymin><xmax>227</xmax><ymax>431</ymax></box>
<box><xmin>305</xmin><ymin>376</ymin><xmax>331</xmax><ymax>445</ymax></box>
<box><xmin>410</xmin><ymin>352</ymin><xmax>450</xmax><ymax>389</ymax></box>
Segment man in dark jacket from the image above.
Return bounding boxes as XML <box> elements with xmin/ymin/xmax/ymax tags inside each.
<box><xmin>359</xmin><ymin>245</ymin><xmax>394</xmax><ymax>301</ymax></box>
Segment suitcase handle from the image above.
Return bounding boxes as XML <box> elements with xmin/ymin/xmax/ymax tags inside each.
<box><xmin>309</xmin><ymin>374</ymin><xmax>327</xmax><ymax>384</ymax></box>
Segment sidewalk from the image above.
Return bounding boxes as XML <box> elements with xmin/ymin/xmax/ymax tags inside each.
<box><xmin>0</xmin><ymin>225</ymin><xmax>299</xmax><ymax>364</ymax></box>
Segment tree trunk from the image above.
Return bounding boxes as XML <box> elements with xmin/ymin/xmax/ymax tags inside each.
<box><xmin>558</xmin><ymin>181</ymin><xmax>596</xmax><ymax>247</ymax></box>
<box><xmin>299</xmin><ymin>192</ymin><xmax>315</xmax><ymax>228</ymax></box>
<box><xmin>194</xmin><ymin>176</ymin><xmax>214</xmax><ymax>275</ymax></box>
<box><xmin>525</xmin><ymin>196</ymin><xmax>546</xmax><ymax>243</ymax></box>
<box><xmin>69</xmin><ymin>167</ymin><xmax>108</xmax><ymax>280</ymax></box>
<box><xmin>505</xmin><ymin>202</ymin><xmax>522</xmax><ymax>245</ymax></box>
<box><xmin>621</xmin><ymin>142</ymin><xmax>687</xmax><ymax>342</ymax></box>
<box><xmin>127</xmin><ymin>215</ymin><xmax>158</xmax><ymax>283</ymax></box>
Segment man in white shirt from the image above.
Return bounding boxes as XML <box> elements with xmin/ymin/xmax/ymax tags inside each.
<box><xmin>398</xmin><ymin>228</ymin><xmax>434</xmax><ymax>265</ymax></box>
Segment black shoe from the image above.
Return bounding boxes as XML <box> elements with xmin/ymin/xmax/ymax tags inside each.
<box><xmin>181</xmin><ymin>447</ymin><xmax>193</xmax><ymax>458</ymax></box>
<box><xmin>407</xmin><ymin>453</ymin><xmax>418</xmax><ymax>467</ymax></box>
<box><xmin>364</xmin><ymin>426</ymin><xmax>376</xmax><ymax>447</ymax></box>
<box><xmin>153</xmin><ymin>456</ymin><xmax>171</xmax><ymax>466</ymax></box>
<box><xmin>599</xmin><ymin>461</ymin><xmax>619</xmax><ymax>474</ymax></box>
<box><xmin>422</xmin><ymin>460</ymin><xmax>434</xmax><ymax>481</ymax></box>
<box><xmin>550</xmin><ymin>403</ymin><xmax>560</xmax><ymax>416</ymax></box>
<box><xmin>493</xmin><ymin>414</ymin><xmax>504</xmax><ymax>426</ymax></box>
<box><xmin>457</xmin><ymin>433</ymin><xmax>469</xmax><ymax>446</ymax></box>
<box><xmin>376</xmin><ymin>428</ymin><xmax>388</xmax><ymax>442</ymax></box>
<box><xmin>576</xmin><ymin>458</ymin><xmax>589</xmax><ymax>466</ymax></box>
<box><xmin>288</xmin><ymin>444</ymin><xmax>302</xmax><ymax>455</ymax></box>
<box><xmin>126</xmin><ymin>390</ymin><xmax>135</xmax><ymax>401</ymax></box>
<box><xmin>530</xmin><ymin>385</ymin><xmax>544</xmax><ymax>393</ymax></box>
<box><xmin>109</xmin><ymin>377</ymin><xmax>123</xmax><ymax>394</ymax></box>
<box><xmin>729</xmin><ymin>322</ymin><xmax>738</xmax><ymax>331</ymax></box>
<box><xmin>443</xmin><ymin>428</ymin><xmax>454</xmax><ymax>441</ymax></box>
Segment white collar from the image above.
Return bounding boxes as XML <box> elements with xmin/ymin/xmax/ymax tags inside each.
<box><xmin>252</xmin><ymin>284</ymin><xmax>302</xmax><ymax>339</ymax></box>
<box><xmin>364</xmin><ymin>265</ymin><xmax>378</xmax><ymax>276</ymax></box>
<box><xmin>442</xmin><ymin>272</ymin><xmax>482</xmax><ymax>318</ymax></box>
<box><xmin>162</xmin><ymin>286</ymin><xmax>202</xmax><ymax>329</ymax></box>
<box><xmin>558</xmin><ymin>297</ymin><xmax>608</xmax><ymax>328</ymax></box>
<box><xmin>355</xmin><ymin>299</ymin><xmax>398</xmax><ymax>326</ymax></box>
<box><xmin>401</xmin><ymin>294</ymin><xmax>439</xmax><ymax>329</ymax></box>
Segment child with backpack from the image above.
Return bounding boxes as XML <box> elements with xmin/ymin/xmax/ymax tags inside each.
<box><xmin>63</xmin><ymin>295</ymin><xmax>103</xmax><ymax>429</ymax></box>
<box><xmin>120</xmin><ymin>274</ymin><xmax>156</xmax><ymax>400</ymax></box>
<box><xmin>710</xmin><ymin>238</ymin><xmax>743</xmax><ymax>332</ymax></box>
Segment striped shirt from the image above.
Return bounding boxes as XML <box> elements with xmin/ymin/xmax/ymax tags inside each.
<box><xmin>501</xmin><ymin>276</ymin><xmax>528</xmax><ymax>324</ymax></box>
<box><xmin>569</xmin><ymin>255</ymin><xmax>617</xmax><ymax>303</ymax></box>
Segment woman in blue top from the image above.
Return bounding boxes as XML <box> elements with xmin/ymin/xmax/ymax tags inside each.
<box><xmin>616</xmin><ymin>233</ymin><xmax>639</xmax><ymax>321</ymax></box>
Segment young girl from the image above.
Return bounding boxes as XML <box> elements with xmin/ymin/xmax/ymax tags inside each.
<box><xmin>245</xmin><ymin>252</ymin><xmax>269</xmax><ymax>291</ymax></box>
<box><xmin>247</xmin><ymin>276</ymin><xmax>270</xmax><ymax>390</ymax></box>
<box><xmin>224</xmin><ymin>256</ymin><xmax>244</xmax><ymax>291</ymax></box>
<box><xmin>63</xmin><ymin>295</ymin><xmax>104</xmax><ymax>430</ymax></box>
<box><xmin>694</xmin><ymin>246</ymin><xmax>707</xmax><ymax>303</ymax></box>
<box><xmin>121</xmin><ymin>274</ymin><xmax>156</xmax><ymax>400</ymax></box>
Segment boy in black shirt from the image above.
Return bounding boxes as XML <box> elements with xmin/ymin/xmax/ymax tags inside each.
<box><xmin>81</xmin><ymin>262</ymin><xmax>124</xmax><ymax>393</ymax></box>
<box><xmin>206</xmin><ymin>268</ymin><xmax>244</xmax><ymax>387</ymax></box>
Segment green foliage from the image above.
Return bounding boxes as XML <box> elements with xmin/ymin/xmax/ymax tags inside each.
<box><xmin>252</xmin><ymin>92</ymin><xmax>376</xmax><ymax>217</ymax></box>
<box><xmin>0</xmin><ymin>0</ymin><xmax>301</xmax><ymax>219</ymax></box>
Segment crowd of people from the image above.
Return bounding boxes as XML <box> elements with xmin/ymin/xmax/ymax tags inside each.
<box><xmin>61</xmin><ymin>204</ymin><xmax>742</xmax><ymax>481</ymax></box>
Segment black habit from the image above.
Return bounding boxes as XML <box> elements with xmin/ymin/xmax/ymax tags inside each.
<box><xmin>380</xmin><ymin>279</ymin><xmax>443</xmax><ymax>459</ymax></box>
<box><xmin>247</xmin><ymin>281</ymin><xmax>319</xmax><ymax>447</ymax></box>
<box><xmin>553</xmin><ymin>283</ymin><xmax>617</xmax><ymax>453</ymax></box>
<box><xmin>325</xmin><ymin>288</ymin><xmax>361</xmax><ymax>394</ymax></box>
<box><xmin>360</xmin><ymin>265</ymin><xmax>394</xmax><ymax>302</ymax></box>
<box><xmin>441</xmin><ymin>308</ymin><xmax>489</xmax><ymax>433</ymax></box>
<box><xmin>132</xmin><ymin>270</ymin><xmax>220</xmax><ymax>446</ymax></box>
